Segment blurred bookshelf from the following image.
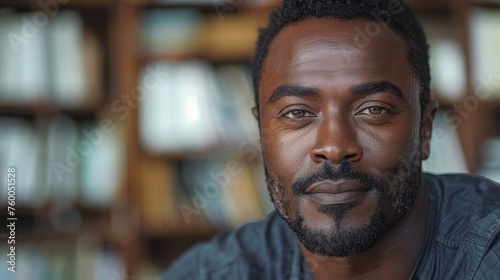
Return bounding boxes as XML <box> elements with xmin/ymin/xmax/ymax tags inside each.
<box><xmin>412</xmin><ymin>0</ymin><xmax>500</xmax><ymax>176</ymax></box>
<box><xmin>0</xmin><ymin>1</ymin><xmax>135</xmax><ymax>279</ymax></box>
<box><xmin>0</xmin><ymin>0</ymin><xmax>500</xmax><ymax>278</ymax></box>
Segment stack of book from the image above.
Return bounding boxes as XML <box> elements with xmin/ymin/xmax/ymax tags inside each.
<box><xmin>429</xmin><ymin>38</ymin><xmax>466</xmax><ymax>102</ymax></box>
<box><xmin>0</xmin><ymin>236</ymin><xmax>133</xmax><ymax>280</ymax></box>
<box><xmin>422</xmin><ymin>110</ymin><xmax>468</xmax><ymax>174</ymax></box>
<box><xmin>477</xmin><ymin>138</ymin><xmax>500</xmax><ymax>183</ymax></box>
<box><xmin>138</xmin><ymin>62</ymin><xmax>258</xmax><ymax>154</ymax></box>
<box><xmin>470</xmin><ymin>8</ymin><xmax>500</xmax><ymax>100</ymax></box>
<box><xmin>0</xmin><ymin>115</ymin><xmax>125</xmax><ymax>208</ymax></box>
<box><xmin>140</xmin><ymin>156</ymin><xmax>270</xmax><ymax>232</ymax></box>
<box><xmin>0</xmin><ymin>10</ymin><xmax>103</xmax><ymax>108</ymax></box>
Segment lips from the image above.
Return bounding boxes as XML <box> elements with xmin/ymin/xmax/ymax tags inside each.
<box><xmin>304</xmin><ymin>180</ymin><xmax>372</xmax><ymax>205</ymax></box>
<box><xmin>306</xmin><ymin>179</ymin><xmax>371</xmax><ymax>194</ymax></box>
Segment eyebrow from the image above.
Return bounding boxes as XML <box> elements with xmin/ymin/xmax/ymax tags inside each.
<box><xmin>268</xmin><ymin>80</ymin><xmax>407</xmax><ymax>104</ymax></box>
<box><xmin>351</xmin><ymin>80</ymin><xmax>407</xmax><ymax>101</ymax></box>
<box><xmin>268</xmin><ymin>85</ymin><xmax>320</xmax><ymax>104</ymax></box>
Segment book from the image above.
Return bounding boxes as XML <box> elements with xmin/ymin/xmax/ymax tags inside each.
<box><xmin>139</xmin><ymin>9</ymin><xmax>201</xmax><ymax>56</ymax></box>
<box><xmin>138</xmin><ymin>61</ymin><xmax>223</xmax><ymax>153</ymax></box>
<box><xmin>138</xmin><ymin>62</ymin><xmax>259</xmax><ymax>154</ymax></box>
<box><xmin>221</xmin><ymin>159</ymin><xmax>265</xmax><ymax>228</ymax></box>
<box><xmin>177</xmin><ymin>158</ymin><xmax>228</xmax><ymax>228</ymax></box>
<box><xmin>470</xmin><ymin>8</ymin><xmax>500</xmax><ymax>100</ymax></box>
<box><xmin>82</xmin><ymin>29</ymin><xmax>104</xmax><ymax>108</ymax></box>
<box><xmin>94</xmin><ymin>245</ymin><xmax>127</xmax><ymax>280</ymax></box>
<box><xmin>422</xmin><ymin>110</ymin><xmax>469</xmax><ymax>174</ymax></box>
<box><xmin>0</xmin><ymin>236</ymin><xmax>128</xmax><ymax>280</ymax></box>
<box><xmin>197</xmin><ymin>13</ymin><xmax>261</xmax><ymax>61</ymax></box>
<box><xmin>140</xmin><ymin>157</ymin><xmax>179</xmax><ymax>233</ymax></box>
<box><xmin>0</xmin><ymin>117</ymin><xmax>46</xmax><ymax>207</ymax></box>
<box><xmin>477</xmin><ymin>138</ymin><xmax>500</xmax><ymax>183</ymax></box>
<box><xmin>79</xmin><ymin>116</ymin><xmax>125</xmax><ymax>208</ymax></box>
<box><xmin>252</xmin><ymin>161</ymin><xmax>275</xmax><ymax>215</ymax></box>
<box><xmin>0</xmin><ymin>10</ymin><xmax>102</xmax><ymax>108</ymax></box>
<box><xmin>45</xmin><ymin>115</ymin><xmax>80</xmax><ymax>205</ymax></box>
<box><xmin>429</xmin><ymin>38</ymin><xmax>466</xmax><ymax>102</ymax></box>
<box><xmin>0</xmin><ymin>13</ymin><xmax>50</xmax><ymax>105</ymax></box>
<box><xmin>46</xmin><ymin>11</ymin><xmax>87</xmax><ymax>108</ymax></box>
<box><xmin>215</xmin><ymin>65</ymin><xmax>259</xmax><ymax>147</ymax></box>
<box><xmin>74</xmin><ymin>235</ymin><xmax>100</xmax><ymax>280</ymax></box>
<box><xmin>175</xmin><ymin>157</ymin><xmax>266</xmax><ymax>229</ymax></box>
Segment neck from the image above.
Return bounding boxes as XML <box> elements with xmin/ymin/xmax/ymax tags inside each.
<box><xmin>300</xmin><ymin>176</ymin><xmax>429</xmax><ymax>280</ymax></box>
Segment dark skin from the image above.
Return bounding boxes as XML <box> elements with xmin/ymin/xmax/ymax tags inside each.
<box><xmin>253</xmin><ymin>19</ymin><xmax>439</xmax><ymax>279</ymax></box>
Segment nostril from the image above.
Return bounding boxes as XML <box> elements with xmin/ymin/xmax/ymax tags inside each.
<box><xmin>315</xmin><ymin>154</ymin><xmax>328</xmax><ymax>161</ymax></box>
<box><xmin>344</xmin><ymin>152</ymin><xmax>362</xmax><ymax>162</ymax></box>
<box><xmin>310</xmin><ymin>144</ymin><xmax>363</xmax><ymax>164</ymax></box>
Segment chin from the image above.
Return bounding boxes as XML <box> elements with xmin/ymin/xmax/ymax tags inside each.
<box><xmin>299</xmin><ymin>191</ymin><xmax>380</xmax><ymax>232</ymax></box>
<box><xmin>290</xmin><ymin>199</ymin><xmax>391</xmax><ymax>258</ymax></box>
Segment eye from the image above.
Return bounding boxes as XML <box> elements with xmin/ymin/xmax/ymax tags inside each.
<box><xmin>283</xmin><ymin>109</ymin><xmax>316</xmax><ymax>120</ymax></box>
<box><xmin>357</xmin><ymin>106</ymin><xmax>393</xmax><ymax>115</ymax></box>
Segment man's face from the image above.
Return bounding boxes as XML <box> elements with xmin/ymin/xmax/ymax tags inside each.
<box><xmin>257</xmin><ymin>18</ymin><xmax>427</xmax><ymax>257</ymax></box>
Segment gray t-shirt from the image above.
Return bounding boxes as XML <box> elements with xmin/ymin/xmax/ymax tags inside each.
<box><xmin>162</xmin><ymin>173</ymin><xmax>500</xmax><ymax>279</ymax></box>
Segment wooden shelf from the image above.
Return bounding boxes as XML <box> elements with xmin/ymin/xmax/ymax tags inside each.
<box><xmin>0</xmin><ymin>105</ymin><xmax>100</xmax><ymax>117</ymax></box>
<box><xmin>148</xmin><ymin>230</ymin><xmax>219</xmax><ymax>240</ymax></box>
<box><xmin>407</xmin><ymin>0</ymin><xmax>455</xmax><ymax>13</ymax></box>
<box><xmin>1</xmin><ymin>203</ymin><xmax>111</xmax><ymax>215</ymax></box>
<box><xmin>141</xmin><ymin>143</ymin><xmax>263</xmax><ymax>164</ymax></box>
<box><xmin>486</xmin><ymin>99</ymin><xmax>500</xmax><ymax>109</ymax></box>
<box><xmin>144</xmin><ymin>223</ymin><xmax>219</xmax><ymax>239</ymax></box>
<box><xmin>474</xmin><ymin>1</ymin><xmax>500</xmax><ymax>9</ymax></box>
<box><xmin>432</xmin><ymin>95</ymin><xmax>461</xmax><ymax>108</ymax></box>
<box><xmin>135</xmin><ymin>1</ymin><xmax>218</xmax><ymax>11</ymax></box>
<box><xmin>0</xmin><ymin>204</ymin><xmax>112</xmax><ymax>240</ymax></box>
<box><xmin>139</xmin><ymin>53</ymin><xmax>200</xmax><ymax>64</ymax></box>
<box><xmin>139</xmin><ymin>52</ymin><xmax>253</xmax><ymax>65</ymax></box>
<box><xmin>131</xmin><ymin>0</ymin><xmax>280</xmax><ymax>13</ymax></box>
<box><xmin>144</xmin><ymin>147</ymin><xmax>234</xmax><ymax>161</ymax></box>
<box><xmin>0</xmin><ymin>0</ymin><xmax>111</xmax><ymax>9</ymax></box>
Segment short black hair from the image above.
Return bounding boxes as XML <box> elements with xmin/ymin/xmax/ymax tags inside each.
<box><xmin>252</xmin><ymin>0</ymin><xmax>430</xmax><ymax>113</ymax></box>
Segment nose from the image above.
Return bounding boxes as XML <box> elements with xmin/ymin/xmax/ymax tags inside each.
<box><xmin>310</xmin><ymin>115</ymin><xmax>363</xmax><ymax>164</ymax></box>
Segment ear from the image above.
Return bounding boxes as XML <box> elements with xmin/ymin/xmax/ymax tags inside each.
<box><xmin>252</xmin><ymin>106</ymin><xmax>259</xmax><ymax>121</ymax></box>
<box><xmin>421</xmin><ymin>98</ymin><xmax>439</xmax><ymax>160</ymax></box>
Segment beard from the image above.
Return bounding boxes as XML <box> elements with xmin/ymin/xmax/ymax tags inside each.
<box><xmin>264</xmin><ymin>147</ymin><xmax>422</xmax><ymax>258</ymax></box>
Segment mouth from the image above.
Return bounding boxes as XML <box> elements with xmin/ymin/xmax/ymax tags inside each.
<box><xmin>304</xmin><ymin>180</ymin><xmax>372</xmax><ymax>205</ymax></box>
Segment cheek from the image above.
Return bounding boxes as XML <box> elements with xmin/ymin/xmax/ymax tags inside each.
<box><xmin>359</xmin><ymin>119</ymin><xmax>417</xmax><ymax>174</ymax></box>
<box><xmin>264</xmin><ymin>128</ymin><xmax>316</xmax><ymax>182</ymax></box>
<box><xmin>261</xmin><ymin>122</ymin><xmax>316</xmax><ymax>220</ymax></box>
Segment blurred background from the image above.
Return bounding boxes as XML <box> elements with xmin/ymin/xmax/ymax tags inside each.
<box><xmin>0</xmin><ymin>0</ymin><xmax>499</xmax><ymax>279</ymax></box>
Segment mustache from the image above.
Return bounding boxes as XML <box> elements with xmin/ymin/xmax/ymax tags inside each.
<box><xmin>292</xmin><ymin>162</ymin><xmax>385</xmax><ymax>196</ymax></box>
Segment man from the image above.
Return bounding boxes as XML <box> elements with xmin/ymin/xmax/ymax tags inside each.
<box><xmin>163</xmin><ymin>0</ymin><xmax>500</xmax><ymax>279</ymax></box>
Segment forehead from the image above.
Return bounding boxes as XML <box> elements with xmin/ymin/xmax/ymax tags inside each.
<box><xmin>259</xmin><ymin>18</ymin><xmax>416</xmax><ymax>103</ymax></box>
